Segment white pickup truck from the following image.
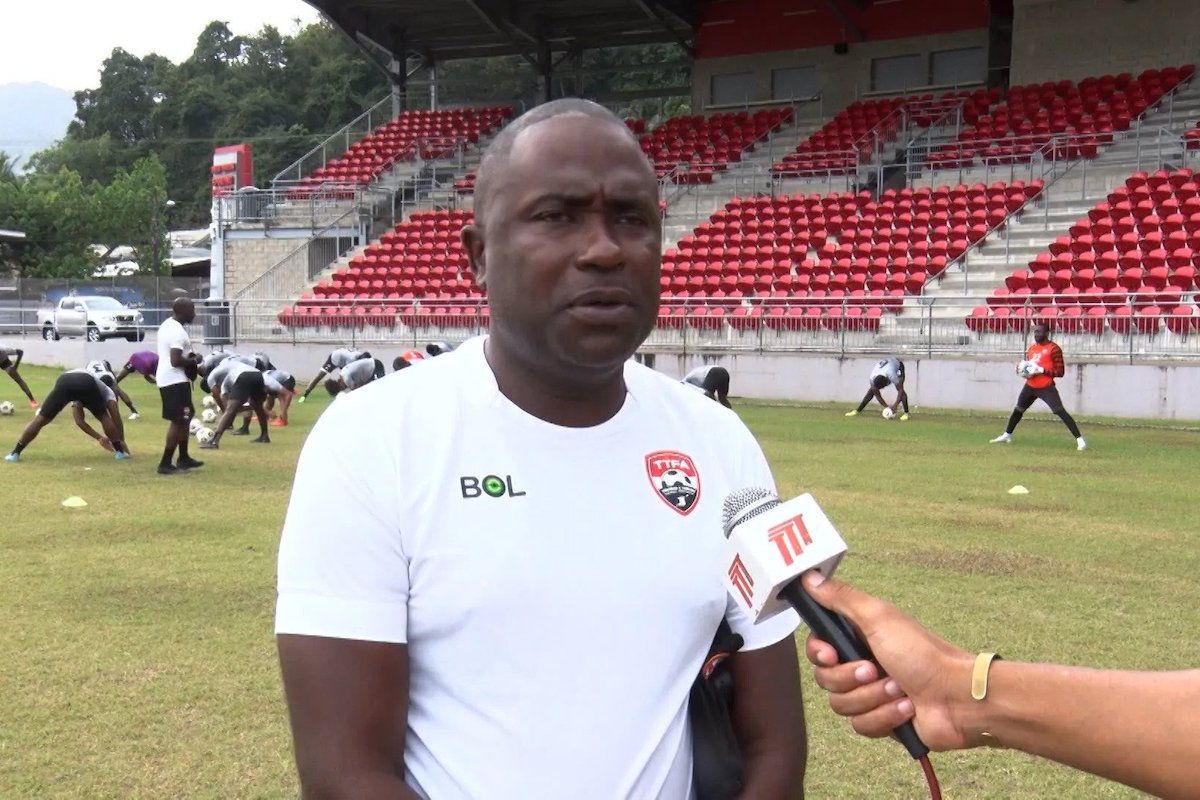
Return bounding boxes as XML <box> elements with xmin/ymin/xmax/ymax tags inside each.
<box><xmin>37</xmin><ymin>295</ymin><xmax>145</xmax><ymax>342</ymax></box>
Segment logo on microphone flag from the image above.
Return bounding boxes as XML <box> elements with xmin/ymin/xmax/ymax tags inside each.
<box><xmin>644</xmin><ymin>450</ymin><xmax>701</xmax><ymax>515</ymax></box>
<box><xmin>767</xmin><ymin>514</ymin><xmax>813</xmax><ymax>566</ymax></box>
<box><xmin>727</xmin><ymin>554</ymin><xmax>754</xmax><ymax>607</ymax></box>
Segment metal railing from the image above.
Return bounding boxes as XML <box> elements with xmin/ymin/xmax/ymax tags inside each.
<box><xmin>909</xmin><ymin>72</ymin><xmax>1197</xmax><ymax>185</ymax></box>
<box><xmin>233</xmin><ymin>207</ymin><xmax>365</xmax><ymax>304</ymax></box>
<box><xmin>185</xmin><ymin>293</ymin><xmax>1200</xmax><ymax>363</ymax></box>
<box><xmin>271</xmin><ymin>96</ymin><xmax>393</xmax><ymax>187</ymax></box>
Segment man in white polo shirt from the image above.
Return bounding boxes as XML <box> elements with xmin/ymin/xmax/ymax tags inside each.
<box><xmin>155</xmin><ymin>297</ymin><xmax>204</xmax><ymax>474</ymax></box>
<box><xmin>276</xmin><ymin>100</ymin><xmax>807</xmax><ymax>800</ymax></box>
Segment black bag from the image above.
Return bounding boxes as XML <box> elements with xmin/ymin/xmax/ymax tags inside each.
<box><xmin>688</xmin><ymin>618</ymin><xmax>745</xmax><ymax>800</ymax></box>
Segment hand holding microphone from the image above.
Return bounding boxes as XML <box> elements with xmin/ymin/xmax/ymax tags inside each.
<box><xmin>800</xmin><ymin>571</ymin><xmax>976</xmax><ymax>752</ymax></box>
<box><xmin>720</xmin><ymin>488</ymin><xmax>930</xmax><ymax>761</ymax></box>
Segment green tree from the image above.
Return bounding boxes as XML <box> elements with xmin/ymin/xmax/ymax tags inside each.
<box><xmin>0</xmin><ymin>152</ymin><xmax>20</xmax><ymax>183</ymax></box>
<box><xmin>93</xmin><ymin>155</ymin><xmax>171</xmax><ymax>273</ymax></box>
<box><xmin>0</xmin><ymin>168</ymin><xmax>98</xmax><ymax>278</ymax></box>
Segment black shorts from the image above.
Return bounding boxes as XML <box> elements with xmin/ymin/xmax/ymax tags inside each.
<box><xmin>0</xmin><ymin>355</ymin><xmax>12</xmax><ymax>371</ymax></box>
<box><xmin>229</xmin><ymin>371</ymin><xmax>266</xmax><ymax>403</ymax></box>
<box><xmin>1016</xmin><ymin>384</ymin><xmax>1065</xmax><ymax>413</ymax></box>
<box><xmin>160</xmin><ymin>382</ymin><xmax>194</xmax><ymax>423</ymax></box>
<box><xmin>41</xmin><ymin>372</ymin><xmax>106</xmax><ymax>422</ymax></box>
<box><xmin>701</xmin><ymin>366</ymin><xmax>731</xmax><ymax>396</ymax></box>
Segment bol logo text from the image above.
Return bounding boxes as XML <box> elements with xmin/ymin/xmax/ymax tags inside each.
<box><xmin>460</xmin><ymin>475</ymin><xmax>527</xmax><ymax>499</ymax></box>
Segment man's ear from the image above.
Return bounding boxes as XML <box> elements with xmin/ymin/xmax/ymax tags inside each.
<box><xmin>461</xmin><ymin>223</ymin><xmax>487</xmax><ymax>287</ymax></box>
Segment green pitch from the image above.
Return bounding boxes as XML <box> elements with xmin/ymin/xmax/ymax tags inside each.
<box><xmin>0</xmin><ymin>366</ymin><xmax>1196</xmax><ymax>798</ymax></box>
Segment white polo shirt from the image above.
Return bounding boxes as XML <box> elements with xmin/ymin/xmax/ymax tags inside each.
<box><xmin>276</xmin><ymin>337</ymin><xmax>798</xmax><ymax>800</ymax></box>
<box><xmin>155</xmin><ymin>317</ymin><xmax>191</xmax><ymax>386</ymax></box>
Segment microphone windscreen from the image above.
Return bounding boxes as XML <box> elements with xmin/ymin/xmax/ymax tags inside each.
<box><xmin>721</xmin><ymin>487</ymin><xmax>780</xmax><ymax>538</ymax></box>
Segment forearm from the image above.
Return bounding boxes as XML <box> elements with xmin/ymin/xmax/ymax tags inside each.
<box><xmin>958</xmin><ymin>663</ymin><xmax>1200</xmax><ymax>799</ymax></box>
<box><xmin>736</xmin><ymin>745</ymin><xmax>806</xmax><ymax>800</ymax></box>
<box><xmin>299</xmin><ymin>771</ymin><xmax>422</xmax><ymax>800</ymax></box>
<box><xmin>75</xmin><ymin>418</ymin><xmax>102</xmax><ymax>441</ymax></box>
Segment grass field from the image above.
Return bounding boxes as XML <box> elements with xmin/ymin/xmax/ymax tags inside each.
<box><xmin>1</xmin><ymin>363</ymin><xmax>1197</xmax><ymax>799</ymax></box>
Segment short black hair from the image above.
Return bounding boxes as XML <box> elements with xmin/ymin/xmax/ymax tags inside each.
<box><xmin>872</xmin><ymin>375</ymin><xmax>890</xmax><ymax>390</ymax></box>
<box><xmin>474</xmin><ymin>98</ymin><xmax>638</xmax><ymax>225</ymax></box>
<box><xmin>392</xmin><ymin>356</ymin><xmax>410</xmax><ymax>372</ymax></box>
<box><xmin>324</xmin><ymin>378</ymin><xmax>341</xmax><ymax>397</ymax></box>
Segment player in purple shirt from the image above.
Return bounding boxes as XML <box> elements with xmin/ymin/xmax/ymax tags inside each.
<box><xmin>115</xmin><ymin>351</ymin><xmax>159</xmax><ymax>386</ymax></box>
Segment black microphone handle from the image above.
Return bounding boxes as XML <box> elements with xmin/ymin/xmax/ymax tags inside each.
<box><xmin>777</xmin><ymin>580</ymin><xmax>929</xmax><ymax>759</ymax></box>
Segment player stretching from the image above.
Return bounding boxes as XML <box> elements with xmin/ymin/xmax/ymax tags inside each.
<box><xmin>297</xmin><ymin>348</ymin><xmax>377</xmax><ymax>402</ymax></box>
<box><xmin>200</xmin><ymin>360</ymin><xmax>271</xmax><ymax>449</ymax></box>
<box><xmin>991</xmin><ymin>322</ymin><xmax>1087</xmax><ymax>450</ymax></box>
<box><xmin>324</xmin><ymin>358</ymin><xmax>385</xmax><ymax>397</ymax></box>
<box><xmin>681</xmin><ymin>364</ymin><xmax>732</xmax><ymax>408</ymax></box>
<box><xmin>0</xmin><ymin>346</ymin><xmax>38</xmax><ymax>408</ymax></box>
<box><xmin>5</xmin><ymin>367</ymin><xmax>129</xmax><ymax>462</ymax></box>
<box><xmin>846</xmin><ymin>357</ymin><xmax>909</xmax><ymax>420</ymax></box>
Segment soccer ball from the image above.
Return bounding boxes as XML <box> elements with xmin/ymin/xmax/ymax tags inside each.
<box><xmin>1017</xmin><ymin>359</ymin><xmax>1039</xmax><ymax>378</ymax></box>
<box><xmin>188</xmin><ymin>418</ymin><xmax>202</xmax><ymax>434</ymax></box>
<box><xmin>196</xmin><ymin>427</ymin><xmax>214</xmax><ymax>444</ymax></box>
<box><xmin>0</xmin><ymin>401</ymin><xmax>13</xmax><ymax>416</ymax></box>
<box><xmin>882</xmin><ymin>407</ymin><xmax>896</xmax><ymax>420</ymax></box>
<box><xmin>200</xmin><ymin>408</ymin><xmax>217</xmax><ymax>423</ymax></box>
<box><xmin>659</xmin><ymin>468</ymin><xmax>694</xmax><ymax>490</ymax></box>
<box><xmin>201</xmin><ymin>395</ymin><xmax>217</xmax><ymax>409</ymax></box>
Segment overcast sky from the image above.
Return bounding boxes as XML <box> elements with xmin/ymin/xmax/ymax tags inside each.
<box><xmin>0</xmin><ymin>0</ymin><xmax>323</xmax><ymax>92</ymax></box>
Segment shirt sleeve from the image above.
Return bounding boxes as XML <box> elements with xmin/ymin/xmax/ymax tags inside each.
<box><xmin>1051</xmin><ymin>344</ymin><xmax>1066</xmax><ymax>377</ymax></box>
<box><xmin>723</xmin><ymin>421</ymin><xmax>802</xmax><ymax>651</ymax></box>
<box><xmin>165</xmin><ymin>323</ymin><xmax>188</xmax><ymax>353</ymax></box>
<box><xmin>275</xmin><ymin>392</ymin><xmax>410</xmax><ymax>643</ymax></box>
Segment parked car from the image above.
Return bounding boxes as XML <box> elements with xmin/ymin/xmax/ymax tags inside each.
<box><xmin>37</xmin><ymin>295</ymin><xmax>145</xmax><ymax>342</ymax></box>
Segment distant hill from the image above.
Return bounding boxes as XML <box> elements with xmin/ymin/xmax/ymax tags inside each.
<box><xmin>0</xmin><ymin>83</ymin><xmax>75</xmax><ymax>171</ymax></box>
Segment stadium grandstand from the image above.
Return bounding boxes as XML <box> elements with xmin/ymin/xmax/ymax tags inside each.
<box><xmin>206</xmin><ymin>0</ymin><xmax>1200</xmax><ymax>414</ymax></box>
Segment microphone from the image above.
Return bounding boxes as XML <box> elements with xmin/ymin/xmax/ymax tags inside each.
<box><xmin>720</xmin><ymin>487</ymin><xmax>929</xmax><ymax>760</ymax></box>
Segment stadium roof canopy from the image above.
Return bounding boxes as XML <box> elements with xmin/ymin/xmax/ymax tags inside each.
<box><xmin>303</xmin><ymin>0</ymin><xmax>699</xmax><ymax>64</ymax></box>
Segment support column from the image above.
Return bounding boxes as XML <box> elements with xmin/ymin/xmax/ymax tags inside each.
<box><xmin>428</xmin><ymin>59</ymin><xmax>439</xmax><ymax>110</ymax></box>
<box><xmin>539</xmin><ymin>41</ymin><xmax>553</xmax><ymax>104</ymax></box>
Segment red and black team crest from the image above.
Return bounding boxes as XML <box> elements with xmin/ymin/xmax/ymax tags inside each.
<box><xmin>645</xmin><ymin>450</ymin><xmax>701</xmax><ymax>515</ymax></box>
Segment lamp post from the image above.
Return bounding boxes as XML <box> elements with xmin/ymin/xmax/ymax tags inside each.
<box><xmin>149</xmin><ymin>196</ymin><xmax>177</xmax><ymax>276</ymax></box>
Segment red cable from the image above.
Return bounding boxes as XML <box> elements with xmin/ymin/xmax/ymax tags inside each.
<box><xmin>919</xmin><ymin>754</ymin><xmax>942</xmax><ymax>800</ymax></box>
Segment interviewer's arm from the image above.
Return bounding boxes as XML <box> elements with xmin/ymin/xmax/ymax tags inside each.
<box><xmin>278</xmin><ymin>636</ymin><xmax>419</xmax><ymax>800</ymax></box>
<box><xmin>729</xmin><ymin>637</ymin><xmax>807</xmax><ymax>799</ymax></box>
<box><xmin>801</xmin><ymin>572</ymin><xmax>1200</xmax><ymax>800</ymax></box>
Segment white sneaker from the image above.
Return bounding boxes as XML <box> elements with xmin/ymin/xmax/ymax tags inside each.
<box><xmin>1076</xmin><ymin>437</ymin><xmax>1087</xmax><ymax>451</ymax></box>
<box><xmin>128</xmin><ymin>412</ymin><xmax>139</xmax><ymax>420</ymax></box>
<box><xmin>990</xmin><ymin>433</ymin><xmax>1012</xmax><ymax>444</ymax></box>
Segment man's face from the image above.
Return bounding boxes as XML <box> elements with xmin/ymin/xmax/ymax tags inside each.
<box><xmin>1033</xmin><ymin>323</ymin><xmax>1049</xmax><ymax>344</ymax></box>
<box><xmin>464</xmin><ymin>115</ymin><xmax>662</xmax><ymax>381</ymax></box>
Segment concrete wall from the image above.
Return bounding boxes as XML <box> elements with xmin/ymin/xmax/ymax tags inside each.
<box><xmin>1011</xmin><ymin>0</ymin><xmax>1200</xmax><ymax>86</ymax></box>
<box><xmin>691</xmin><ymin>29</ymin><xmax>989</xmax><ymax>118</ymax></box>
<box><xmin>7</xmin><ymin>333</ymin><xmax>1198</xmax><ymax>422</ymax></box>
<box><xmin>220</xmin><ymin>232</ymin><xmax>307</xmax><ymax>298</ymax></box>
<box><xmin>658</xmin><ymin>351</ymin><xmax>1200</xmax><ymax>421</ymax></box>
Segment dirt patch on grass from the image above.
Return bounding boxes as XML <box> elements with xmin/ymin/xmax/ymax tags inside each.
<box><xmin>896</xmin><ymin>548</ymin><xmax>1058</xmax><ymax>577</ymax></box>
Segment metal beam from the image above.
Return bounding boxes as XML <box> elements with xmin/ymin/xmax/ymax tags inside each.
<box><xmin>629</xmin><ymin>0</ymin><xmax>694</xmax><ymax>56</ymax></box>
<box><xmin>462</xmin><ymin>0</ymin><xmax>539</xmax><ymax>44</ymax></box>
<box><xmin>818</xmin><ymin>0</ymin><xmax>864</xmax><ymax>42</ymax></box>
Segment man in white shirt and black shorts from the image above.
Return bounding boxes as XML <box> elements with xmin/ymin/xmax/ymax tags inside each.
<box><xmin>682</xmin><ymin>363</ymin><xmax>733</xmax><ymax>408</ymax></box>
<box><xmin>200</xmin><ymin>359</ymin><xmax>271</xmax><ymax>449</ymax></box>
<box><xmin>5</xmin><ymin>367</ymin><xmax>129</xmax><ymax>462</ymax></box>
<box><xmin>846</xmin><ymin>356</ymin><xmax>910</xmax><ymax>420</ymax></box>
<box><xmin>275</xmin><ymin>100</ymin><xmax>808</xmax><ymax>800</ymax></box>
<box><xmin>156</xmin><ymin>297</ymin><xmax>204</xmax><ymax>474</ymax></box>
